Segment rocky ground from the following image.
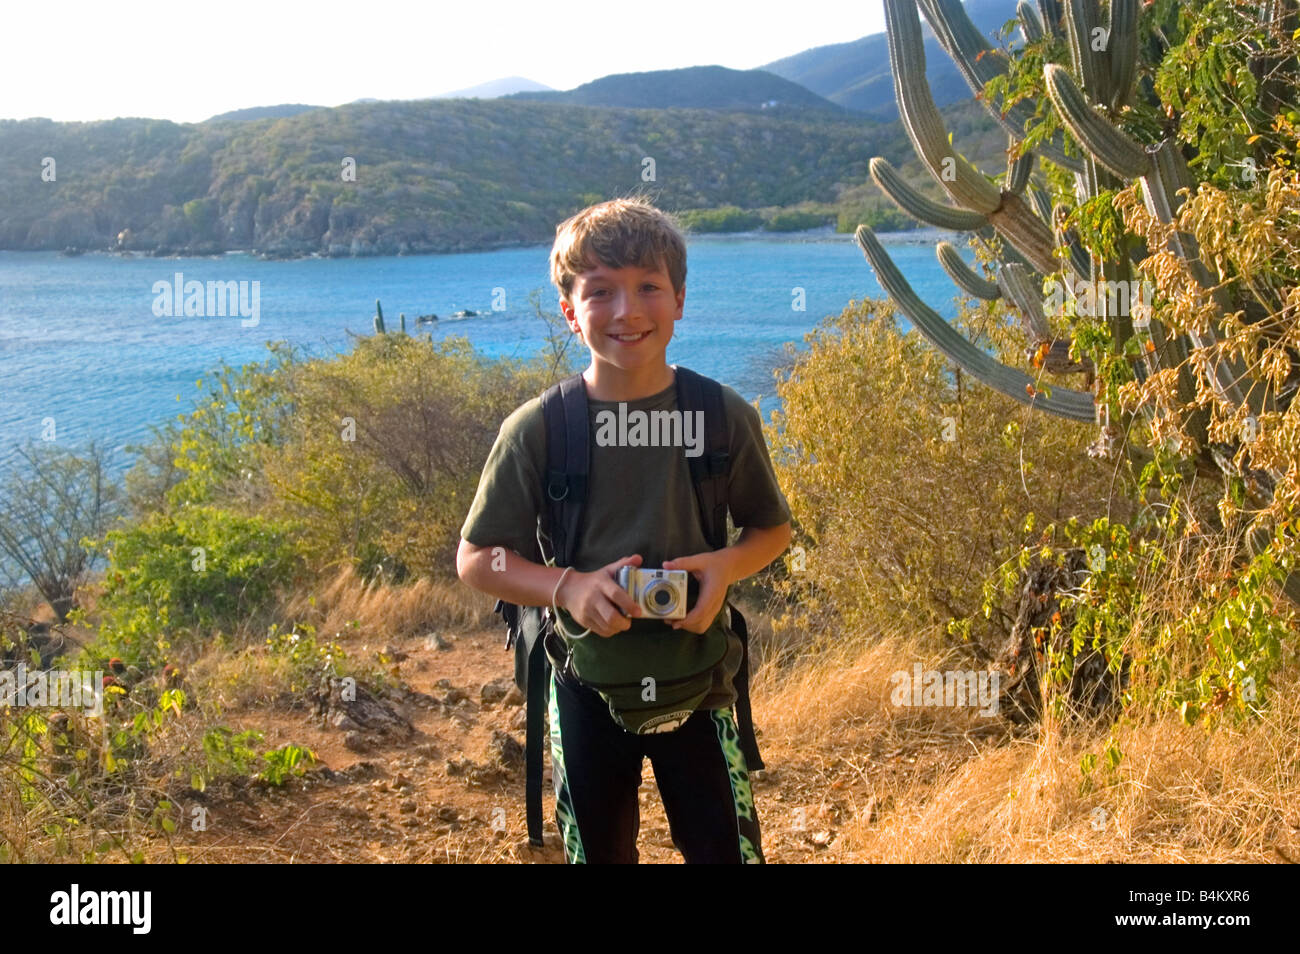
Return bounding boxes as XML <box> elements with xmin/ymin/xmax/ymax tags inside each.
<box><xmin>171</xmin><ymin>624</ymin><xmax>867</xmax><ymax>864</ymax></box>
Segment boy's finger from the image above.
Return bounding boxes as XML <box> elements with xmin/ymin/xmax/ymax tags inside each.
<box><xmin>607</xmin><ymin>553</ymin><xmax>642</xmax><ymax>572</ymax></box>
<box><xmin>605</xmin><ymin>581</ymin><xmax>642</xmax><ymax>618</ymax></box>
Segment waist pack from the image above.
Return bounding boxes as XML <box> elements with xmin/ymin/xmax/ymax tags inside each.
<box><xmin>493</xmin><ymin>365</ymin><xmax>764</xmax><ymax>847</ymax></box>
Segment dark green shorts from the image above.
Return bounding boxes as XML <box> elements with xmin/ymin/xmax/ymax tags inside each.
<box><xmin>547</xmin><ymin>664</ymin><xmax>765</xmax><ymax>864</ymax></box>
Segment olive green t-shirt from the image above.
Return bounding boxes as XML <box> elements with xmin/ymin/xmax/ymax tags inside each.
<box><xmin>459</xmin><ymin>366</ymin><xmax>792</xmax><ymax>709</ymax></box>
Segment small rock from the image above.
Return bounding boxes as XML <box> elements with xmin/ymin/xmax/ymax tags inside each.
<box><xmin>445</xmin><ymin>759</ymin><xmax>465</xmax><ymax>777</ymax></box>
<box><xmin>382</xmin><ymin>644</ymin><xmax>409</xmax><ymax>662</ymax></box>
<box><xmin>444</xmin><ymin>687</ymin><xmax>469</xmax><ymax>705</ymax></box>
<box><xmin>437</xmin><ymin>806</ymin><xmax>458</xmax><ymax>822</ymax></box>
<box><xmin>810</xmin><ymin>830</ymin><xmax>833</xmax><ymax>848</ymax></box>
<box><xmin>426</xmin><ymin>633</ymin><xmax>452</xmax><ymax>651</ymax></box>
<box><xmin>400</xmin><ymin>801</ymin><xmax>417</xmax><ymax>814</ymax></box>
<box><xmin>502</xmin><ymin>686</ymin><xmax>524</xmax><ymax>707</ymax></box>
<box><xmin>481</xmin><ymin>680</ymin><xmax>511</xmax><ymax>705</ymax></box>
<box><xmin>393</xmin><ymin>773</ymin><xmax>413</xmax><ymax>790</ymax></box>
<box><xmin>492</xmin><ymin>730</ymin><xmax>525</xmax><ymax>768</ymax></box>
<box><xmin>435</xmin><ymin>678</ymin><xmax>454</xmax><ymax>690</ymax></box>
<box><xmin>414</xmin><ymin>743</ymin><xmax>440</xmax><ymax>760</ymax></box>
<box><xmin>345</xmin><ymin>732</ymin><xmax>371</xmax><ymax>753</ymax></box>
<box><xmin>510</xmin><ymin>708</ymin><xmax>528</xmax><ymax>730</ymax></box>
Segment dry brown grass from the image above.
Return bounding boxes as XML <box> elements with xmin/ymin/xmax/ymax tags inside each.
<box><xmin>751</xmin><ymin>622</ymin><xmax>1300</xmax><ymax>863</ymax></box>
<box><xmin>279</xmin><ymin>563</ymin><xmax>497</xmax><ymax>642</ymax></box>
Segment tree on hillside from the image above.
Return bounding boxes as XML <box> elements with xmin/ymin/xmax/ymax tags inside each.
<box><xmin>0</xmin><ymin>440</ymin><xmax>126</xmax><ymax>622</ymax></box>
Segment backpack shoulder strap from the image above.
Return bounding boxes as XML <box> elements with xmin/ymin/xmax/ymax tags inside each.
<box><xmin>515</xmin><ymin>371</ymin><xmax>590</xmax><ymax>847</ymax></box>
<box><xmin>673</xmin><ymin>366</ymin><xmax>765</xmax><ymax>772</ymax></box>
<box><xmin>540</xmin><ymin>372</ymin><xmax>590</xmax><ymax>568</ymax></box>
<box><xmin>674</xmin><ymin>366</ymin><xmax>729</xmax><ymax>551</ymax></box>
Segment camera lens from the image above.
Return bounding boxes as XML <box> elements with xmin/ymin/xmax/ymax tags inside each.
<box><xmin>643</xmin><ymin>581</ymin><xmax>678</xmax><ymax>616</ymax></box>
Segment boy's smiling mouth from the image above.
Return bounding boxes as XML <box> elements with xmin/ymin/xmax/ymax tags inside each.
<box><xmin>610</xmin><ymin>331</ymin><xmax>651</xmax><ymax>343</ymax></box>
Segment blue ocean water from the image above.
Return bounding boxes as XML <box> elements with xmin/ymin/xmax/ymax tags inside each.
<box><xmin>0</xmin><ymin>228</ymin><xmax>972</xmax><ymax>484</ymax></box>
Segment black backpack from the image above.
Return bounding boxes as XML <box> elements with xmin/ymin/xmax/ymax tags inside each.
<box><xmin>493</xmin><ymin>365</ymin><xmax>764</xmax><ymax>847</ymax></box>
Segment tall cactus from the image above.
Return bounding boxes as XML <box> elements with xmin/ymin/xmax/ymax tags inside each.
<box><xmin>856</xmin><ymin>0</ymin><xmax>1299</xmax><ymax>598</ymax></box>
<box><xmin>373</xmin><ymin>298</ymin><xmax>386</xmax><ymax>335</ymax></box>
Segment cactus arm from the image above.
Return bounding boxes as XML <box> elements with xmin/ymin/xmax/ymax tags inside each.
<box><xmin>997</xmin><ymin>262</ymin><xmax>1054</xmax><ymax>342</ymax></box>
<box><xmin>1006</xmin><ymin>140</ymin><xmax>1034</xmax><ymax>195</ymax></box>
<box><xmin>869</xmin><ymin>157</ymin><xmax>990</xmax><ymax>231</ymax></box>
<box><xmin>986</xmin><ymin>191</ymin><xmax>1061</xmax><ymax>275</ymax></box>
<box><xmin>915</xmin><ymin>0</ymin><xmax>1082</xmax><ymax>173</ymax></box>
<box><xmin>1107</xmin><ymin>0</ymin><xmax>1139</xmax><ymax>110</ymax></box>
<box><xmin>1045</xmin><ymin>63</ymin><xmax>1149</xmax><ymax>179</ymax></box>
<box><xmin>373</xmin><ymin>298</ymin><xmax>386</xmax><ymax>335</ymax></box>
<box><xmin>887</xmin><ymin>0</ymin><xmax>1004</xmax><ymax>214</ymax></box>
<box><xmin>937</xmin><ymin>241</ymin><xmax>1003</xmax><ymax>300</ymax></box>
<box><xmin>1037</xmin><ymin>0</ymin><xmax>1064</xmax><ymax>39</ymax></box>
<box><xmin>1140</xmin><ymin>141</ymin><xmax>1271</xmax><ymax>417</ymax></box>
<box><xmin>856</xmin><ymin>224</ymin><xmax>1096</xmax><ymax>421</ymax></box>
<box><xmin>1028</xmin><ymin>185</ymin><xmax>1055</xmax><ymax>231</ymax></box>
<box><xmin>1064</xmin><ymin>0</ymin><xmax>1107</xmax><ymax>102</ymax></box>
<box><xmin>1018</xmin><ymin>0</ymin><xmax>1045</xmax><ymax>42</ymax></box>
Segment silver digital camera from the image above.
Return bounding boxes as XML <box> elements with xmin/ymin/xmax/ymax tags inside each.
<box><xmin>616</xmin><ymin>566</ymin><xmax>689</xmax><ymax>619</ymax></box>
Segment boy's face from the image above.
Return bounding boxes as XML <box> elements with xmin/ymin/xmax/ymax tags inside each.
<box><xmin>560</xmin><ymin>259</ymin><xmax>684</xmax><ymax>378</ymax></box>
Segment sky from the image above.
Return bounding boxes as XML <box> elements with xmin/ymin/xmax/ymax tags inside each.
<box><xmin>1</xmin><ymin>0</ymin><xmax>890</xmax><ymax>124</ymax></box>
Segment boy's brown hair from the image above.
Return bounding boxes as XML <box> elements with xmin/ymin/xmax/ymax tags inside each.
<box><xmin>549</xmin><ymin>195</ymin><xmax>687</xmax><ymax>306</ymax></box>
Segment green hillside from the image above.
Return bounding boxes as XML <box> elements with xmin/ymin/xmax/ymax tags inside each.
<box><xmin>0</xmin><ymin>95</ymin><xmax>1002</xmax><ymax>257</ymax></box>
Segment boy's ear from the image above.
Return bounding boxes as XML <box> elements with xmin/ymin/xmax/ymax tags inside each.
<box><xmin>560</xmin><ymin>299</ymin><xmax>583</xmax><ymax>336</ymax></box>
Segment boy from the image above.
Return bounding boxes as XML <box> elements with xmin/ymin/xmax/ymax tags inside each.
<box><xmin>455</xmin><ymin>197</ymin><xmax>792</xmax><ymax>864</ymax></box>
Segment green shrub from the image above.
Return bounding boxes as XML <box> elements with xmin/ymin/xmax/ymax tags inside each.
<box><xmin>765</xmin><ymin>209</ymin><xmax>832</xmax><ymax>232</ymax></box>
<box><xmin>259</xmin><ymin>333</ymin><xmax>569</xmax><ymax>581</ymax></box>
<box><xmin>80</xmin><ymin>505</ymin><xmax>304</xmax><ymax>669</ymax></box>
<box><xmin>677</xmin><ymin>205</ymin><xmax>764</xmax><ymax>233</ymax></box>
<box><xmin>765</xmin><ymin>295</ymin><xmax>1127</xmax><ymax>646</ymax></box>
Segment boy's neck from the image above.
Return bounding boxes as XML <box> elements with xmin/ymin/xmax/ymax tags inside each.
<box><xmin>582</xmin><ymin>362</ymin><xmax>676</xmax><ymax>402</ymax></box>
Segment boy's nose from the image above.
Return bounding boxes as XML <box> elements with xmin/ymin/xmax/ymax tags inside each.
<box><xmin>613</xmin><ymin>287</ymin><xmax>641</xmax><ymax>319</ymax></box>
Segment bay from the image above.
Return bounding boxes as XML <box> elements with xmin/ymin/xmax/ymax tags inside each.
<box><xmin>0</xmin><ymin>228</ymin><xmax>973</xmax><ymax>484</ymax></box>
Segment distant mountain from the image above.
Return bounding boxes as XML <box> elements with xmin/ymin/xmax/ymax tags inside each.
<box><xmin>434</xmin><ymin>76</ymin><xmax>554</xmax><ymax>99</ymax></box>
<box><xmin>503</xmin><ymin>65</ymin><xmax>848</xmax><ymax>115</ymax></box>
<box><xmin>205</xmin><ymin>104</ymin><xmax>324</xmax><ymax>123</ymax></box>
<box><xmin>760</xmin><ymin>0</ymin><xmax>1019</xmax><ymax>119</ymax></box>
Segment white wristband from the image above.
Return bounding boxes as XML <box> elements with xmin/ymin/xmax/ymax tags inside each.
<box><xmin>551</xmin><ymin>566</ymin><xmax>591</xmax><ymax>640</ymax></box>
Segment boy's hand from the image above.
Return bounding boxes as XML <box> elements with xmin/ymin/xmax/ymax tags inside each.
<box><xmin>556</xmin><ymin>555</ymin><xmax>644</xmax><ymax>638</ymax></box>
<box><xmin>663</xmin><ymin>550</ymin><xmax>734</xmax><ymax>634</ymax></box>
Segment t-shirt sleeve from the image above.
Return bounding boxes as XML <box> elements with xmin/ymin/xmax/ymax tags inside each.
<box><xmin>723</xmin><ymin>387</ymin><xmax>792</xmax><ymax>530</ymax></box>
<box><xmin>459</xmin><ymin>405</ymin><xmax>545</xmax><ymax>562</ymax></box>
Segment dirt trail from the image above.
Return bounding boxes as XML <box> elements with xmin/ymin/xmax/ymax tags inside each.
<box><xmin>175</xmin><ymin>623</ymin><xmax>844</xmax><ymax>864</ymax></box>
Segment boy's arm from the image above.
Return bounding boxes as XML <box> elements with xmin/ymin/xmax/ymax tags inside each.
<box><xmin>456</xmin><ymin>539</ymin><xmax>568</xmax><ymax>609</ymax></box>
<box><xmin>457</xmin><ymin>538</ymin><xmax>645</xmax><ymax>637</ymax></box>
<box><xmin>720</xmin><ymin>522</ymin><xmax>792</xmax><ymax>587</ymax></box>
<box><xmin>663</xmin><ymin>520</ymin><xmax>791</xmax><ymax>634</ymax></box>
